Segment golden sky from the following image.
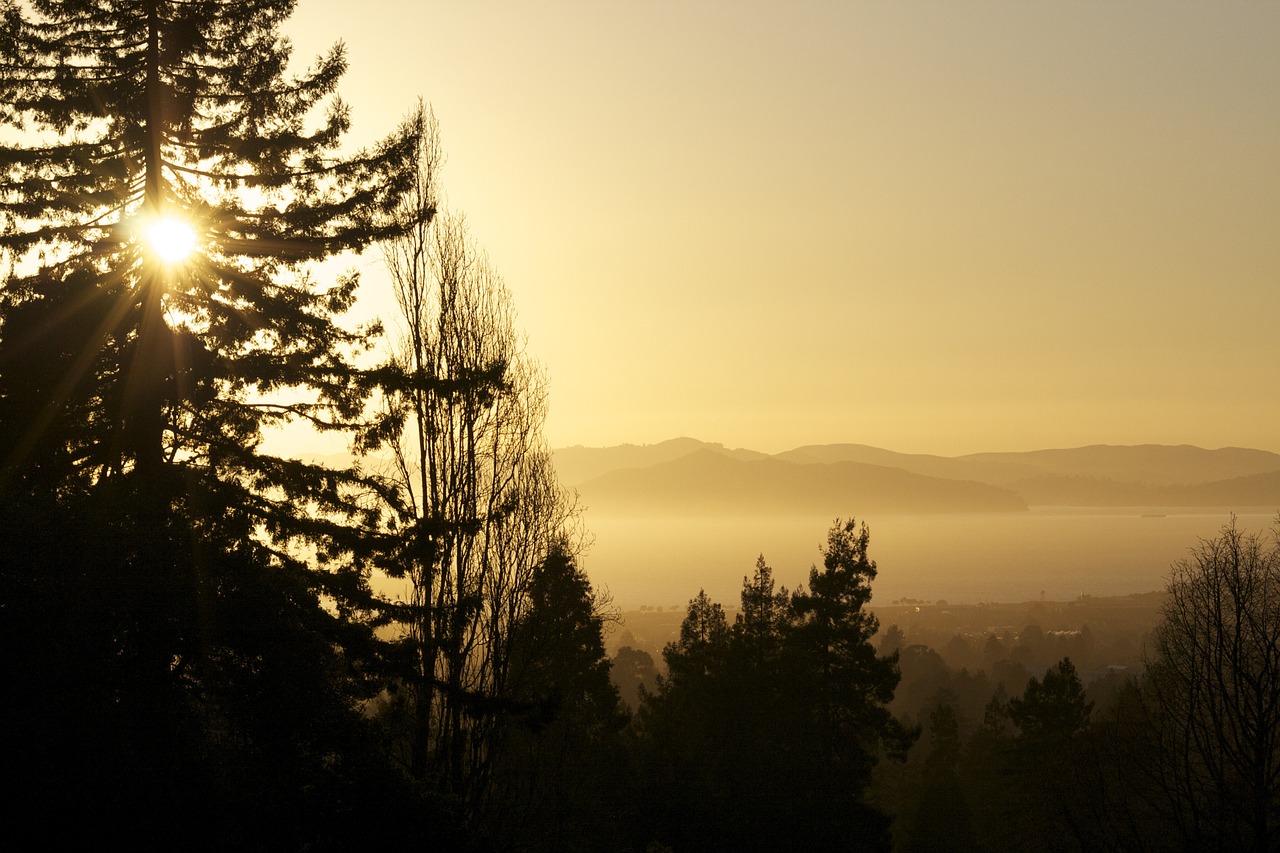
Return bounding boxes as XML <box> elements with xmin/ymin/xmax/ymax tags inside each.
<box><xmin>285</xmin><ymin>1</ymin><xmax>1280</xmax><ymax>456</ymax></box>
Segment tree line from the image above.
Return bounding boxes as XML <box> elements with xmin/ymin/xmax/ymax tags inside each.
<box><xmin>603</xmin><ymin>515</ymin><xmax>1280</xmax><ymax>853</ymax></box>
<box><xmin>3</xmin><ymin>2</ymin><xmax>1280</xmax><ymax>851</ymax></box>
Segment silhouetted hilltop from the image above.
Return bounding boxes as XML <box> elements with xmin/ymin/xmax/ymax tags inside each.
<box><xmin>959</xmin><ymin>444</ymin><xmax>1280</xmax><ymax>488</ymax></box>
<box><xmin>1009</xmin><ymin>470</ymin><xmax>1280</xmax><ymax>507</ymax></box>
<box><xmin>575</xmin><ymin>449</ymin><xmax>1027</xmax><ymax>515</ymax></box>
<box><xmin>554</xmin><ymin>440</ymin><xmax>1280</xmax><ymax>511</ymax></box>
<box><xmin>553</xmin><ymin>437</ymin><xmax>767</xmax><ymax>486</ymax></box>
<box><xmin>1169</xmin><ymin>471</ymin><xmax>1280</xmax><ymax>506</ymax></box>
<box><xmin>775</xmin><ymin>443</ymin><xmax>1041</xmax><ymax>485</ymax></box>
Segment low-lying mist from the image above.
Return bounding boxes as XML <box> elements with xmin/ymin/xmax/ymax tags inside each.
<box><xmin>581</xmin><ymin>507</ymin><xmax>1278</xmax><ymax>609</ymax></box>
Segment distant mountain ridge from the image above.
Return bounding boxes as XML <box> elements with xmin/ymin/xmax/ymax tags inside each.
<box><xmin>553</xmin><ymin>438</ymin><xmax>1280</xmax><ymax>514</ymax></box>
<box><xmin>574</xmin><ymin>449</ymin><xmax>1027</xmax><ymax>515</ymax></box>
<box><xmin>552</xmin><ymin>438</ymin><xmax>768</xmax><ymax>486</ymax></box>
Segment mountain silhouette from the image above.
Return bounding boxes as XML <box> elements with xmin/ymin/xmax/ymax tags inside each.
<box><xmin>554</xmin><ymin>440</ymin><xmax>1280</xmax><ymax>513</ymax></box>
<box><xmin>553</xmin><ymin>437</ymin><xmax>767</xmax><ymax>486</ymax></box>
<box><xmin>574</xmin><ymin>448</ymin><xmax>1027</xmax><ymax>515</ymax></box>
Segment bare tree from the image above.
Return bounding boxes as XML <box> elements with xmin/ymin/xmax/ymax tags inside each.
<box><xmin>369</xmin><ymin>104</ymin><xmax>583</xmax><ymax>817</ymax></box>
<box><xmin>1141</xmin><ymin>516</ymin><xmax>1280</xmax><ymax>852</ymax></box>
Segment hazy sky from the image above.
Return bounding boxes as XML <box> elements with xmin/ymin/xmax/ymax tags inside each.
<box><xmin>285</xmin><ymin>1</ymin><xmax>1279</xmax><ymax>456</ymax></box>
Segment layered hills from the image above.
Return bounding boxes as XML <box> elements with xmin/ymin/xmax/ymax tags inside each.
<box><xmin>554</xmin><ymin>439</ymin><xmax>1280</xmax><ymax>515</ymax></box>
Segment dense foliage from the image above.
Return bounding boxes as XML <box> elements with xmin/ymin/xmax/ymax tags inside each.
<box><xmin>0</xmin><ymin>0</ymin><xmax>431</xmax><ymax>846</ymax></box>
<box><xmin>634</xmin><ymin>520</ymin><xmax>913</xmax><ymax>852</ymax></box>
<box><xmin>0</xmin><ymin>3</ymin><xmax>629</xmax><ymax>847</ymax></box>
<box><xmin>848</xmin><ymin>519</ymin><xmax>1280</xmax><ymax>853</ymax></box>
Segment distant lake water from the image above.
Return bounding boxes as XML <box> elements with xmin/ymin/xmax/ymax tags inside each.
<box><xmin>581</xmin><ymin>507</ymin><xmax>1279</xmax><ymax>610</ymax></box>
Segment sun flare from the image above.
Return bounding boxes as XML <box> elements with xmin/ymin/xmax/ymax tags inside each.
<box><xmin>146</xmin><ymin>216</ymin><xmax>197</xmax><ymax>264</ymax></box>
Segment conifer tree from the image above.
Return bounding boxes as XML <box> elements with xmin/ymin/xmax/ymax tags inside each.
<box><xmin>1005</xmin><ymin>658</ymin><xmax>1096</xmax><ymax>850</ymax></box>
<box><xmin>0</xmin><ymin>0</ymin><xmax>414</xmax><ymax>504</ymax></box>
<box><xmin>636</xmin><ymin>522</ymin><xmax>910</xmax><ymax>853</ymax></box>
<box><xmin>484</xmin><ymin>546</ymin><xmax>629</xmax><ymax>851</ymax></box>
<box><xmin>784</xmin><ymin>518</ymin><xmax>910</xmax><ymax>851</ymax></box>
<box><xmin>0</xmin><ymin>1</ymin><xmax>423</xmax><ymax>844</ymax></box>
<box><xmin>733</xmin><ymin>554</ymin><xmax>790</xmax><ymax>672</ymax></box>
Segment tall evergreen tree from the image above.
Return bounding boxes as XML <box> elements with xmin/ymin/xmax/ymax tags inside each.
<box><xmin>482</xmin><ymin>546</ymin><xmax>629</xmax><ymax>852</ymax></box>
<box><xmin>633</xmin><ymin>589</ymin><xmax>734</xmax><ymax>850</ymax></box>
<box><xmin>785</xmin><ymin>518</ymin><xmax>911</xmax><ymax>851</ymax></box>
<box><xmin>0</xmin><ymin>1</ymin><xmax>423</xmax><ymax>845</ymax></box>
<box><xmin>635</xmin><ymin>522</ymin><xmax>910</xmax><ymax>853</ymax></box>
<box><xmin>1005</xmin><ymin>658</ymin><xmax>1096</xmax><ymax>851</ymax></box>
<box><xmin>733</xmin><ymin>554</ymin><xmax>790</xmax><ymax>673</ymax></box>
<box><xmin>1007</xmin><ymin>658</ymin><xmax>1093</xmax><ymax>748</ymax></box>
<box><xmin>0</xmin><ymin>0</ymin><xmax>414</xmax><ymax>509</ymax></box>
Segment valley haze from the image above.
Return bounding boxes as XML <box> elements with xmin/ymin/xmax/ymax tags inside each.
<box><xmin>557</xmin><ymin>438</ymin><xmax>1280</xmax><ymax>610</ymax></box>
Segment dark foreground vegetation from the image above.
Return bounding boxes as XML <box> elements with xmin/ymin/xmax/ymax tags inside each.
<box><xmin>3</xmin><ymin>2</ymin><xmax>1280</xmax><ymax>851</ymax></box>
<box><xmin>610</xmin><ymin>516</ymin><xmax>1280</xmax><ymax>853</ymax></box>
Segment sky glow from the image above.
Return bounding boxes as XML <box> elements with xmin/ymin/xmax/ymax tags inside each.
<box><xmin>281</xmin><ymin>1</ymin><xmax>1280</xmax><ymax>456</ymax></box>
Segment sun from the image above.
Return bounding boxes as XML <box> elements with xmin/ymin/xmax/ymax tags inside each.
<box><xmin>146</xmin><ymin>216</ymin><xmax>197</xmax><ymax>263</ymax></box>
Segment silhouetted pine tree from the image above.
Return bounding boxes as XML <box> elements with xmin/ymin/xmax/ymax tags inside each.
<box><xmin>786</xmin><ymin>518</ymin><xmax>913</xmax><ymax>851</ymax></box>
<box><xmin>635</xmin><ymin>521</ymin><xmax>911</xmax><ymax>853</ymax></box>
<box><xmin>633</xmin><ymin>589</ymin><xmax>734</xmax><ymax>850</ymax></box>
<box><xmin>1005</xmin><ymin>658</ymin><xmax>1096</xmax><ymax>851</ymax></box>
<box><xmin>0</xmin><ymin>1</ymin><xmax>430</xmax><ymax>847</ymax></box>
<box><xmin>481</xmin><ymin>546</ymin><xmax>629</xmax><ymax>852</ymax></box>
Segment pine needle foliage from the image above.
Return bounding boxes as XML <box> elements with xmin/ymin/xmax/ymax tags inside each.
<box><xmin>0</xmin><ymin>2</ymin><xmax>429</xmax><ymax>845</ymax></box>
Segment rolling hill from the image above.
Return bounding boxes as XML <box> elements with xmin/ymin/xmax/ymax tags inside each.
<box><xmin>554</xmin><ymin>439</ymin><xmax>1280</xmax><ymax>514</ymax></box>
<box><xmin>574</xmin><ymin>449</ymin><xmax>1028</xmax><ymax>515</ymax></box>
